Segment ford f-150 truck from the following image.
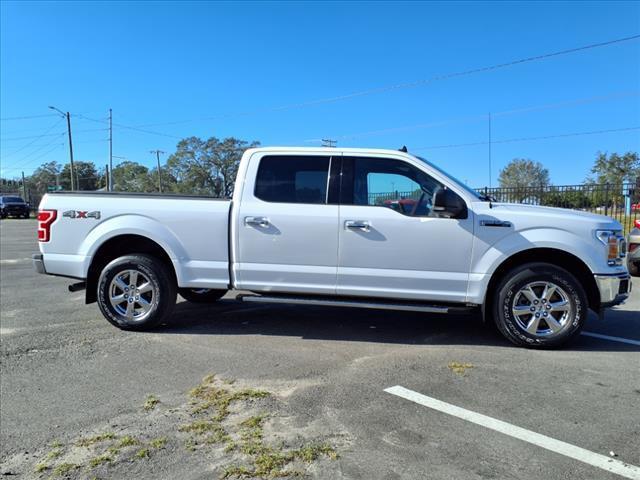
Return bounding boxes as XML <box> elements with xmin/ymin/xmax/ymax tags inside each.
<box><xmin>33</xmin><ymin>147</ymin><xmax>632</xmax><ymax>348</ymax></box>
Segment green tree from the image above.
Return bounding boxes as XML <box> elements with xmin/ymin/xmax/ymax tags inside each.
<box><xmin>60</xmin><ymin>161</ymin><xmax>99</xmax><ymax>191</ymax></box>
<box><xmin>148</xmin><ymin>166</ymin><xmax>178</xmax><ymax>193</ymax></box>
<box><xmin>111</xmin><ymin>161</ymin><xmax>151</xmax><ymax>192</ymax></box>
<box><xmin>166</xmin><ymin>136</ymin><xmax>259</xmax><ymax>196</ymax></box>
<box><xmin>27</xmin><ymin>161</ymin><xmax>62</xmax><ymax>193</ymax></box>
<box><xmin>498</xmin><ymin>158</ymin><xmax>550</xmax><ymax>202</ymax></box>
<box><xmin>585</xmin><ymin>151</ymin><xmax>639</xmax><ymax>185</ymax></box>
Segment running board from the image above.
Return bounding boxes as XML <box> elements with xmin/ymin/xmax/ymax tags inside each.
<box><xmin>236</xmin><ymin>294</ymin><xmax>453</xmax><ymax>314</ymax></box>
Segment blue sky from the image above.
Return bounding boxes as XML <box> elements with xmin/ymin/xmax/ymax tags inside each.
<box><xmin>1</xmin><ymin>0</ymin><xmax>639</xmax><ymax>187</ymax></box>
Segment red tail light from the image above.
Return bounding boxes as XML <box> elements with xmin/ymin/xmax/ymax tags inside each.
<box><xmin>635</xmin><ymin>219</ymin><xmax>640</xmax><ymax>229</ymax></box>
<box><xmin>37</xmin><ymin>210</ymin><xmax>57</xmax><ymax>242</ymax></box>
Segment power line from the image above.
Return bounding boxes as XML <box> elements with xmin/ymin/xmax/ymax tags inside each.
<box><xmin>0</xmin><ymin>119</ymin><xmax>64</xmax><ymax>158</ymax></box>
<box><xmin>1</xmin><ymin>128</ymin><xmax>106</xmax><ymax>141</ymax></box>
<box><xmin>123</xmin><ymin>34</ymin><xmax>640</xmax><ymax>128</ymax></box>
<box><xmin>0</xmin><ymin>113</ymin><xmax>58</xmax><ymax>121</ymax></box>
<box><xmin>413</xmin><ymin>126</ymin><xmax>640</xmax><ymax>151</ymax></box>
<box><xmin>304</xmin><ymin>90</ymin><xmax>640</xmax><ymax>143</ymax></box>
<box><xmin>75</xmin><ymin>114</ymin><xmax>181</xmax><ymax>140</ymax></box>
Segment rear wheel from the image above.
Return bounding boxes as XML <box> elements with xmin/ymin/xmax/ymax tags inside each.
<box><xmin>628</xmin><ymin>261</ymin><xmax>639</xmax><ymax>277</ymax></box>
<box><xmin>179</xmin><ymin>288</ymin><xmax>227</xmax><ymax>303</ymax></box>
<box><xmin>493</xmin><ymin>263</ymin><xmax>587</xmax><ymax>348</ymax></box>
<box><xmin>97</xmin><ymin>254</ymin><xmax>176</xmax><ymax>330</ymax></box>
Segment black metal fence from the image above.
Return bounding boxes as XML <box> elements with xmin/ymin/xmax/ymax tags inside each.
<box><xmin>368</xmin><ymin>183</ymin><xmax>640</xmax><ymax>233</ymax></box>
<box><xmin>478</xmin><ymin>182</ymin><xmax>639</xmax><ymax>234</ymax></box>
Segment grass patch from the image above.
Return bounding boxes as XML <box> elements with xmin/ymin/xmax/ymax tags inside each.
<box><xmin>135</xmin><ymin>448</ymin><xmax>150</xmax><ymax>459</ymax></box>
<box><xmin>188</xmin><ymin>374</ymin><xmax>270</xmax><ymax>419</ymax></box>
<box><xmin>149</xmin><ymin>437</ymin><xmax>167</xmax><ymax>449</ymax></box>
<box><xmin>294</xmin><ymin>443</ymin><xmax>338</xmax><ymax>462</ymax></box>
<box><xmin>107</xmin><ymin>446</ymin><xmax>121</xmax><ymax>455</ymax></box>
<box><xmin>34</xmin><ymin>463</ymin><xmax>48</xmax><ymax>473</ymax></box>
<box><xmin>179</xmin><ymin>419</ymin><xmax>224</xmax><ymax>435</ymax></box>
<box><xmin>51</xmin><ymin>463</ymin><xmax>80</xmax><ymax>477</ymax></box>
<box><xmin>76</xmin><ymin>432</ymin><xmax>116</xmax><ymax>447</ymax></box>
<box><xmin>46</xmin><ymin>448</ymin><xmax>63</xmax><ymax>460</ymax></box>
<box><xmin>117</xmin><ymin>435</ymin><xmax>139</xmax><ymax>447</ymax></box>
<box><xmin>185</xmin><ymin>438</ymin><xmax>197</xmax><ymax>452</ymax></box>
<box><xmin>254</xmin><ymin>449</ymin><xmax>293</xmax><ymax>477</ymax></box>
<box><xmin>143</xmin><ymin>394</ymin><xmax>160</xmax><ymax>411</ymax></box>
<box><xmin>88</xmin><ymin>454</ymin><xmax>113</xmax><ymax>468</ymax></box>
<box><xmin>222</xmin><ymin>465</ymin><xmax>254</xmax><ymax>478</ymax></box>
<box><xmin>50</xmin><ymin>440</ymin><xmax>63</xmax><ymax>449</ymax></box>
<box><xmin>448</xmin><ymin>361</ymin><xmax>474</xmax><ymax>375</ymax></box>
<box><xmin>240</xmin><ymin>414</ymin><xmax>266</xmax><ymax>430</ymax></box>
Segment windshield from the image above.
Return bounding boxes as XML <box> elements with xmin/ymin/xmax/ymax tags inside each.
<box><xmin>2</xmin><ymin>197</ymin><xmax>25</xmax><ymax>203</ymax></box>
<box><xmin>415</xmin><ymin>156</ymin><xmax>483</xmax><ymax>200</ymax></box>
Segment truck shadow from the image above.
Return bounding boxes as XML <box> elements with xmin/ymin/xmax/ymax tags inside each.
<box><xmin>153</xmin><ymin>299</ymin><xmax>640</xmax><ymax>352</ymax></box>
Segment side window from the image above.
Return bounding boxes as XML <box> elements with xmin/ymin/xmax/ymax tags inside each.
<box><xmin>254</xmin><ymin>155</ymin><xmax>330</xmax><ymax>204</ymax></box>
<box><xmin>342</xmin><ymin>156</ymin><xmax>444</xmax><ymax>217</ymax></box>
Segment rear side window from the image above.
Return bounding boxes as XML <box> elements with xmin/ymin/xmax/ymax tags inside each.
<box><xmin>254</xmin><ymin>155</ymin><xmax>330</xmax><ymax>204</ymax></box>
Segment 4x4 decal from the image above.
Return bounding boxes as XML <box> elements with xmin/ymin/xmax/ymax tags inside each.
<box><xmin>62</xmin><ymin>210</ymin><xmax>101</xmax><ymax>219</ymax></box>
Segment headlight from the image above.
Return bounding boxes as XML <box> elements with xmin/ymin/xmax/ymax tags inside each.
<box><xmin>596</xmin><ymin>230</ymin><xmax>626</xmax><ymax>266</ymax></box>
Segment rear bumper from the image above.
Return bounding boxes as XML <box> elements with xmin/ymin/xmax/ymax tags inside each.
<box><xmin>594</xmin><ymin>273</ymin><xmax>631</xmax><ymax>308</ymax></box>
<box><xmin>32</xmin><ymin>253</ymin><xmax>46</xmax><ymax>274</ymax></box>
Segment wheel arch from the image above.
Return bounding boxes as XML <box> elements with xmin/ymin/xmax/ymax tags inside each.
<box><xmin>482</xmin><ymin>247</ymin><xmax>600</xmax><ymax>321</ymax></box>
<box><xmin>85</xmin><ymin>234</ymin><xmax>177</xmax><ymax>304</ymax></box>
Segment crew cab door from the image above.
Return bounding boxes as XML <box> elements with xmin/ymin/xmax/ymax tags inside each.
<box><xmin>337</xmin><ymin>155</ymin><xmax>474</xmax><ymax>303</ymax></box>
<box><xmin>234</xmin><ymin>152</ymin><xmax>340</xmax><ymax>294</ymax></box>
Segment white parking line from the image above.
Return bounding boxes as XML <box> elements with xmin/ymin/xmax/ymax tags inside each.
<box><xmin>581</xmin><ymin>332</ymin><xmax>640</xmax><ymax>346</ymax></box>
<box><xmin>0</xmin><ymin>258</ymin><xmax>30</xmax><ymax>264</ymax></box>
<box><xmin>384</xmin><ymin>385</ymin><xmax>640</xmax><ymax>479</ymax></box>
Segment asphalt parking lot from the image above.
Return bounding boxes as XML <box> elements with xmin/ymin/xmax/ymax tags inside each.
<box><xmin>1</xmin><ymin>219</ymin><xmax>639</xmax><ymax>479</ymax></box>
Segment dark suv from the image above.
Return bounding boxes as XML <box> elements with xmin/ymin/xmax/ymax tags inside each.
<box><xmin>0</xmin><ymin>195</ymin><xmax>30</xmax><ymax>219</ymax></box>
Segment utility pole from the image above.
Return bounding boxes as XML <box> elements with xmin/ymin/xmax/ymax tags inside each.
<box><xmin>108</xmin><ymin>108</ymin><xmax>113</xmax><ymax>191</ymax></box>
<box><xmin>150</xmin><ymin>150</ymin><xmax>165</xmax><ymax>193</ymax></box>
<box><xmin>321</xmin><ymin>138</ymin><xmax>336</xmax><ymax>148</ymax></box>
<box><xmin>21</xmin><ymin>171</ymin><xmax>27</xmax><ymax>200</ymax></box>
<box><xmin>105</xmin><ymin>164</ymin><xmax>109</xmax><ymax>191</ymax></box>
<box><xmin>488</xmin><ymin>112</ymin><xmax>492</xmax><ymax>189</ymax></box>
<box><xmin>49</xmin><ymin>106</ymin><xmax>75</xmax><ymax>190</ymax></box>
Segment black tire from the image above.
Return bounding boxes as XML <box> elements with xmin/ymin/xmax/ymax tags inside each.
<box><xmin>629</xmin><ymin>261</ymin><xmax>639</xmax><ymax>277</ymax></box>
<box><xmin>493</xmin><ymin>262</ymin><xmax>588</xmax><ymax>348</ymax></box>
<box><xmin>179</xmin><ymin>288</ymin><xmax>227</xmax><ymax>303</ymax></box>
<box><xmin>97</xmin><ymin>254</ymin><xmax>176</xmax><ymax>330</ymax></box>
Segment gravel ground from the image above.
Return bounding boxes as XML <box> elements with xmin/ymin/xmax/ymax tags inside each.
<box><xmin>1</xmin><ymin>219</ymin><xmax>639</xmax><ymax>479</ymax></box>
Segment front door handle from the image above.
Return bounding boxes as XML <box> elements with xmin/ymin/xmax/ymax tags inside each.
<box><xmin>245</xmin><ymin>216</ymin><xmax>270</xmax><ymax>227</ymax></box>
<box><xmin>345</xmin><ymin>220</ymin><xmax>371</xmax><ymax>232</ymax></box>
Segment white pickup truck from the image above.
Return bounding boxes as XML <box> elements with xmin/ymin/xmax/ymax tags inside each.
<box><xmin>33</xmin><ymin>147</ymin><xmax>631</xmax><ymax>348</ymax></box>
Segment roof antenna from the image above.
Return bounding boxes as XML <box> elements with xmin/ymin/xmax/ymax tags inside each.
<box><xmin>399</xmin><ymin>145</ymin><xmax>408</xmax><ymax>153</ymax></box>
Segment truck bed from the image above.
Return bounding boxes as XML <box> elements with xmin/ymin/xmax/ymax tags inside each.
<box><xmin>38</xmin><ymin>192</ymin><xmax>231</xmax><ymax>289</ymax></box>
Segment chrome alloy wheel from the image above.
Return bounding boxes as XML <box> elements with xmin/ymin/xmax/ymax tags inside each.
<box><xmin>109</xmin><ymin>269</ymin><xmax>155</xmax><ymax>321</ymax></box>
<box><xmin>512</xmin><ymin>281</ymin><xmax>573</xmax><ymax>337</ymax></box>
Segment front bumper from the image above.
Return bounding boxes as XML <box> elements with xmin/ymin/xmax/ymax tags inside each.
<box><xmin>32</xmin><ymin>253</ymin><xmax>46</xmax><ymax>274</ymax></box>
<box><xmin>2</xmin><ymin>207</ymin><xmax>29</xmax><ymax>216</ymax></box>
<box><xmin>594</xmin><ymin>273</ymin><xmax>631</xmax><ymax>308</ymax></box>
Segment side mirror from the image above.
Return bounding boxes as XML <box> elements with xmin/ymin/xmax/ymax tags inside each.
<box><xmin>433</xmin><ymin>188</ymin><xmax>467</xmax><ymax>219</ymax></box>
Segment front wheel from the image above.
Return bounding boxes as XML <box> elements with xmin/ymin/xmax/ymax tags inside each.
<box><xmin>493</xmin><ymin>263</ymin><xmax>587</xmax><ymax>348</ymax></box>
<box><xmin>97</xmin><ymin>254</ymin><xmax>177</xmax><ymax>330</ymax></box>
<box><xmin>179</xmin><ymin>288</ymin><xmax>227</xmax><ymax>303</ymax></box>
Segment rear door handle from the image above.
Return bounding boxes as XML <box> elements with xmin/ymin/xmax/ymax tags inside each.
<box><xmin>245</xmin><ymin>216</ymin><xmax>270</xmax><ymax>227</ymax></box>
<box><xmin>345</xmin><ymin>220</ymin><xmax>371</xmax><ymax>232</ymax></box>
